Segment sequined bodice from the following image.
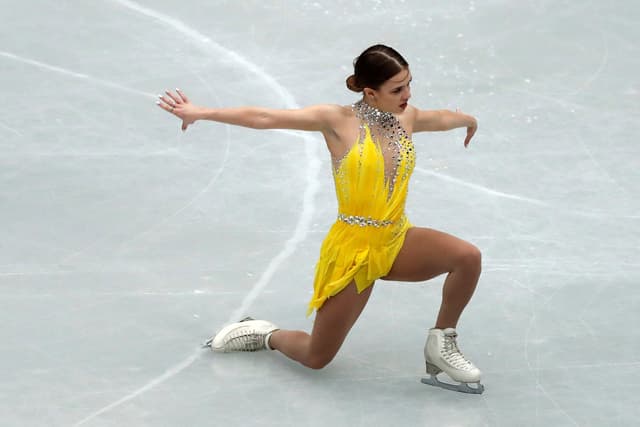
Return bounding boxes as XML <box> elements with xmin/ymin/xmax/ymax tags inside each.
<box><xmin>331</xmin><ymin>101</ymin><xmax>416</xmax><ymax>224</ymax></box>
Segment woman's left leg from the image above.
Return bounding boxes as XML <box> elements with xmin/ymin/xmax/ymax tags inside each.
<box><xmin>381</xmin><ymin>226</ymin><xmax>481</xmax><ymax>328</ymax></box>
<box><xmin>382</xmin><ymin>226</ymin><xmax>485</xmax><ymax>393</ymax></box>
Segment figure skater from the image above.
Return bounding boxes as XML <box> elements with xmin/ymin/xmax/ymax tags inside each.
<box><xmin>157</xmin><ymin>44</ymin><xmax>484</xmax><ymax>393</ymax></box>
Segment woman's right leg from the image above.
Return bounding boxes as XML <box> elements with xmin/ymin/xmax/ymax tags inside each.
<box><xmin>269</xmin><ymin>281</ymin><xmax>373</xmax><ymax>369</ymax></box>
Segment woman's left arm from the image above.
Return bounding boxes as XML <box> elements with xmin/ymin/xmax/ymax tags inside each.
<box><xmin>410</xmin><ymin>107</ymin><xmax>478</xmax><ymax>147</ymax></box>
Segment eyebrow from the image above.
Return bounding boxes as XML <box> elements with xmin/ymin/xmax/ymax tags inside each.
<box><xmin>391</xmin><ymin>76</ymin><xmax>413</xmax><ymax>90</ymax></box>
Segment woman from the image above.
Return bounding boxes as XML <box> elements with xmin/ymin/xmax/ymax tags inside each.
<box><xmin>157</xmin><ymin>45</ymin><xmax>484</xmax><ymax>394</ymax></box>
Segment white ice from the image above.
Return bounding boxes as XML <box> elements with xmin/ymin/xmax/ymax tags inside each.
<box><xmin>1</xmin><ymin>0</ymin><xmax>639</xmax><ymax>426</ymax></box>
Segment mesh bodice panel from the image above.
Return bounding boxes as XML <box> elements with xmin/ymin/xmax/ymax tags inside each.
<box><xmin>331</xmin><ymin>101</ymin><xmax>416</xmax><ymax>219</ymax></box>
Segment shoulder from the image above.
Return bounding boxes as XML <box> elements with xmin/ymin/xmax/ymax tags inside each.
<box><xmin>398</xmin><ymin>104</ymin><xmax>419</xmax><ymax>133</ymax></box>
<box><xmin>307</xmin><ymin>104</ymin><xmax>356</xmax><ymax>128</ymax></box>
<box><xmin>304</xmin><ymin>104</ymin><xmax>351</xmax><ymax>119</ymax></box>
<box><xmin>298</xmin><ymin>103</ymin><xmax>349</xmax><ymax>121</ymax></box>
<box><xmin>403</xmin><ymin>104</ymin><xmax>447</xmax><ymax>133</ymax></box>
<box><xmin>403</xmin><ymin>104</ymin><xmax>420</xmax><ymax>121</ymax></box>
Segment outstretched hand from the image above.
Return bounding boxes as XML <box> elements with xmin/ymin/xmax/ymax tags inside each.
<box><xmin>156</xmin><ymin>89</ymin><xmax>200</xmax><ymax>131</ymax></box>
<box><xmin>456</xmin><ymin>108</ymin><xmax>477</xmax><ymax>148</ymax></box>
<box><xmin>464</xmin><ymin>119</ymin><xmax>477</xmax><ymax>148</ymax></box>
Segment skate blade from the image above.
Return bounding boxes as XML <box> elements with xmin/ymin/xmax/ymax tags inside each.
<box><xmin>421</xmin><ymin>375</ymin><xmax>485</xmax><ymax>394</ymax></box>
<box><xmin>201</xmin><ymin>316</ymin><xmax>255</xmax><ymax>348</ymax></box>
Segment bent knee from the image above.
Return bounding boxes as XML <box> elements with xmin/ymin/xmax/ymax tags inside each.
<box><xmin>457</xmin><ymin>244</ymin><xmax>482</xmax><ymax>271</ymax></box>
<box><xmin>304</xmin><ymin>354</ymin><xmax>335</xmax><ymax>370</ymax></box>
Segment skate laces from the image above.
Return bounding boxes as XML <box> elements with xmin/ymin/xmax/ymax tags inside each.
<box><xmin>442</xmin><ymin>331</ymin><xmax>474</xmax><ymax>371</ymax></box>
<box><xmin>224</xmin><ymin>327</ymin><xmax>265</xmax><ymax>352</ymax></box>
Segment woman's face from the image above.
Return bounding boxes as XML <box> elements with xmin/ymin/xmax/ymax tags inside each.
<box><xmin>365</xmin><ymin>68</ymin><xmax>412</xmax><ymax>114</ymax></box>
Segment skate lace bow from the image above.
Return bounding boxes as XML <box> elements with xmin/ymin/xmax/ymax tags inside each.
<box><xmin>442</xmin><ymin>332</ymin><xmax>474</xmax><ymax>371</ymax></box>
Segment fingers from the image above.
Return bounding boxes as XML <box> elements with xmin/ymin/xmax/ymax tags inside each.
<box><xmin>155</xmin><ymin>88</ymin><xmax>190</xmax><ymax>114</ymax></box>
<box><xmin>164</xmin><ymin>89</ymin><xmax>182</xmax><ymax>105</ymax></box>
<box><xmin>464</xmin><ymin>126</ymin><xmax>477</xmax><ymax>148</ymax></box>
<box><xmin>176</xmin><ymin>88</ymin><xmax>189</xmax><ymax>103</ymax></box>
<box><xmin>155</xmin><ymin>88</ymin><xmax>191</xmax><ymax>132</ymax></box>
<box><xmin>156</xmin><ymin>92</ymin><xmax>181</xmax><ymax>113</ymax></box>
<box><xmin>161</xmin><ymin>89</ymin><xmax>189</xmax><ymax>105</ymax></box>
<box><xmin>156</xmin><ymin>96</ymin><xmax>176</xmax><ymax>114</ymax></box>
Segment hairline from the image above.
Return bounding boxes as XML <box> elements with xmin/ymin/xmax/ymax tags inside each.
<box><xmin>386</xmin><ymin>69</ymin><xmax>412</xmax><ymax>90</ymax></box>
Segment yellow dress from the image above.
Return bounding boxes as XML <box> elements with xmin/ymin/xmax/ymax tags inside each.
<box><xmin>307</xmin><ymin>101</ymin><xmax>416</xmax><ymax>315</ymax></box>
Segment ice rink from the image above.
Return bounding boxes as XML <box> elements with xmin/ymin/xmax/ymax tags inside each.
<box><xmin>2</xmin><ymin>0</ymin><xmax>639</xmax><ymax>425</ymax></box>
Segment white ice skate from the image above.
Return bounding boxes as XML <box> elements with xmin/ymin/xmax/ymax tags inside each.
<box><xmin>202</xmin><ymin>316</ymin><xmax>279</xmax><ymax>353</ymax></box>
<box><xmin>421</xmin><ymin>328</ymin><xmax>485</xmax><ymax>394</ymax></box>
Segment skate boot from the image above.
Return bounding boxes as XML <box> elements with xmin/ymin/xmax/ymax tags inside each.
<box><xmin>421</xmin><ymin>328</ymin><xmax>484</xmax><ymax>394</ymax></box>
<box><xmin>202</xmin><ymin>316</ymin><xmax>279</xmax><ymax>353</ymax></box>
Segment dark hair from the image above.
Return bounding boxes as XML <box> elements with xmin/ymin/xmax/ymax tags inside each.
<box><xmin>346</xmin><ymin>44</ymin><xmax>409</xmax><ymax>93</ymax></box>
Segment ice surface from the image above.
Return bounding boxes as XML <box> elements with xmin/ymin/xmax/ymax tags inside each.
<box><xmin>1</xmin><ymin>0</ymin><xmax>639</xmax><ymax>425</ymax></box>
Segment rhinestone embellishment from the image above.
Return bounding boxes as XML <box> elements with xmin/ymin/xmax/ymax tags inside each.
<box><xmin>351</xmin><ymin>100</ymin><xmax>415</xmax><ymax>196</ymax></box>
<box><xmin>337</xmin><ymin>213</ymin><xmax>393</xmax><ymax>227</ymax></box>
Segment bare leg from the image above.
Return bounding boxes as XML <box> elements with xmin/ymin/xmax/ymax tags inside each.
<box><xmin>269</xmin><ymin>281</ymin><xmax>373</xmax><ymax>369</ymax></box>
<box><xmin>381</xmin><ymin>227</ymin><xmax>481</xmax><ymax>328</ymax></box>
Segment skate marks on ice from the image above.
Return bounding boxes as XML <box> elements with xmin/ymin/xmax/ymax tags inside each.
<box><xmin>0</xmin><ymin>49</ymin><xmax>153</xmax><ymax>140</ymax></box>
<box><xmin>414</xmin><ymin>166</ymin><xmax>547</xmax><ymax>206</ymax></box>
<box><xmin>72</xmin><ymin>348</ymin><xmax>202</xmax><ymax>427</ymax></box>
<box><xmin>112</xmin><ymin>82</ymin><xmax>233</xmax><ymax>253</ymax></box>
<box><xmin>0</xmin><ymin>50</ymin><xmax>155</xmax><ymax>99</ymax></box>
<box><xmin>72</xmin><ymin>1</ymin><xmax>321</xmax><ymax>425</ymax></box>
<box><xmin>0</xmin><ymin>120</ymin><xmax>23</xmax><ymax>137</ymax></box>
<box><xmin>524</xmin><ymin>312</ymin><xmax>581</xmax><ymax>427</ymax></box>
<box><xmin>414</xmin><ymin>166</ymin><xmax>640</xmax><ymax>220</ymax></box>
<box><xmin>522</xmin><ymin>266</ymin><xmax>588</xmax><ymax>426</ymax></box>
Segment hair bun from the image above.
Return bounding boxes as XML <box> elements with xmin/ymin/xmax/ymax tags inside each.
<box><xmin>346</xmin><ymin>75</ymin><xmax>362</xmax><ymax>93</ymax></box>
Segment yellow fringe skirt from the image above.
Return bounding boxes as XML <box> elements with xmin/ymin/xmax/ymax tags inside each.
<box><xmin>307</xmin><ymin>214</ymin><xmax>411</xmax><ymax>315</ymax></box>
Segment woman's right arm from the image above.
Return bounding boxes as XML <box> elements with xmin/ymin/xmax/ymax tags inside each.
<box><xmin>157</xmin><ymin>89</ymin><xmax>340</xmax><ymax>133</ymax></box>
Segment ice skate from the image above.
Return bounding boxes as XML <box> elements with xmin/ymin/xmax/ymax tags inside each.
<box><xmin>202</xmin><ymin>316</ymin><xmax>279</xmax><ymax>353</ymax></box>
<box><xmin>421</xmin><ymin>328</ymin><xmax>484</xmax><ymax>394</ymax></box>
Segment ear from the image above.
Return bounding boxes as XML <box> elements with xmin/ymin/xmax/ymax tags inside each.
<box><xmin>363</xmin><ymin>88</ymin><xmax>376</xmax><ymax>99</ymax></box>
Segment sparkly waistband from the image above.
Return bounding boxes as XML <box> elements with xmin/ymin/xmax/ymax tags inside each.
<box><xmin>337</xmin><ymin>213</ymin><xmax>394</xmax><ymax>228</ymax></box>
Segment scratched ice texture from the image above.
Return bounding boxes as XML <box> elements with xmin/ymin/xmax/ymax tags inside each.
<box><xmin>1</xmin><ymin>0</ymin><xmax>639</xmax><ymax>426</ymax></box>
